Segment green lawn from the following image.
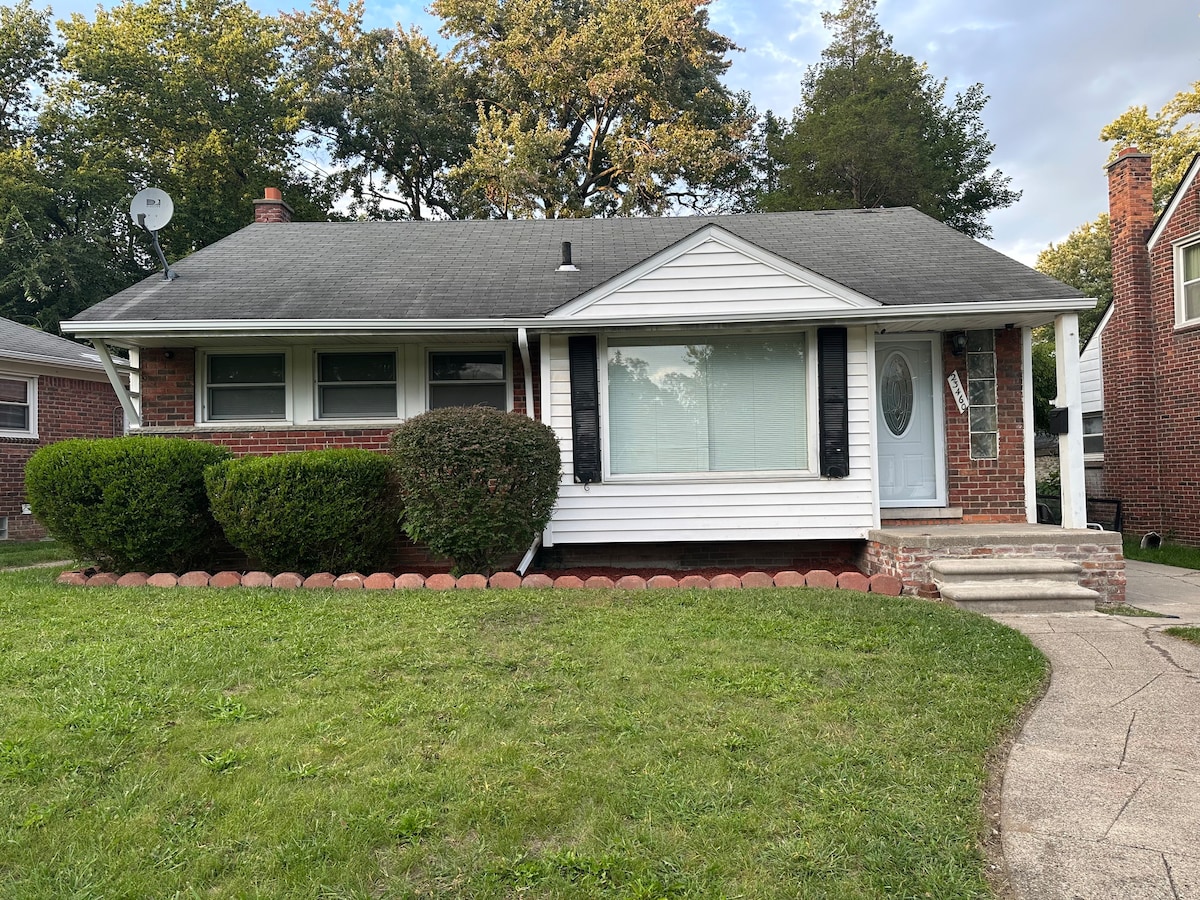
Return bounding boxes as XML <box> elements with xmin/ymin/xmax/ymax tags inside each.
<box><xmin>1123</xmin><ymin>538</ymin><xmax>1200</xmax><ymax>570</ymax></box>
<box><xmin>0</xmin><ymin>568</ymin><xmax>1046</xmax><ymax>899</ymax></box>
<box><xmin>1166</xmin><ymin>627</ymin><xmax>1200</xmax><ymax>646</ymax></box>
<box><xmin>0</xmin><ymin>541</ymin><xmax>67</xmax><ymax>568</ymax></box>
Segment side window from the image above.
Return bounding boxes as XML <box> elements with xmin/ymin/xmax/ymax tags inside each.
<box><xmin>1082</xmin><ymin>412</ymin><xmax>1104</xmax><ymax>455</ymax></box>
<box><xmin>205</xmin><ymin>353</ymin><xmax>286</xmax><ymax>421</ymax></box>
<box><xmin>0</xmin><ymin>376</ymin><xmax>35</xmax><ymax>436</ymax></box>
<box><xmin>316</xmin><ymin>352</ymin><xmax>397</xmax><ymax>419</ymax></box>
<box><xmin>1181</xmin><ymin>242</ymin><xmax>1200</xmax><ymax>324</ymax></box>
<box><xmin>428</xmin><ymin>350</ymin><xmax>507</xmax><ymax>410</ymax></box>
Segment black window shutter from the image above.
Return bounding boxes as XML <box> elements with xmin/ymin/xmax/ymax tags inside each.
<box><xmin>568</xmin><ymin>336</ymin><xmax>602</xmax><ymax>484</ymax></box>
<box><xmin>817</xmin><ymin>327</ymin><xmax>850</xmax><ymax>479</ymax></box>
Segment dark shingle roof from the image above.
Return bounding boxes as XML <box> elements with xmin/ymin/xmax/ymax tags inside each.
<box><xmin>70</xmin><ymin>208</ymin><xmax>1083</xmax><ymax>323</ymax></box>
<box><xmin>0</xmin><ymin>317</ymin><xmax>104</xmax><ymax>370</ymax></box>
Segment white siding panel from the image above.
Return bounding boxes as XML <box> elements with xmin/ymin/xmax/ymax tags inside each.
<box><xmin>568</xmin><ymin>238</ymin><xmax>863</xmax><ymax>321</ymax></box>
<box><xmin>1079</xmin><ymin>331</ymin><xmax>1104</xmax><ymax>414</ymax></box>
<box><xmin>544</xmin><ymin>329</ymin><xmax>876</xmax><ymax>543</ymax></box>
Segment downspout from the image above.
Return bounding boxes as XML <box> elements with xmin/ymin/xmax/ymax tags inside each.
<box><xmin>516</xmin><ymin>326</ymin><xmax>540</xmax><ymax>575</ymax></box>
<box><xmin>92</xmin><ymin>339</ymin><xmax>141</xmax><ymax>428</ymax></box>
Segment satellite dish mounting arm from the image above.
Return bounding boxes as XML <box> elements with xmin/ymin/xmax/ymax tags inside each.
<box><xmin>137</xmin><ymin>213</ymin><xmax>178</xmax><ymax>281</ymax></box>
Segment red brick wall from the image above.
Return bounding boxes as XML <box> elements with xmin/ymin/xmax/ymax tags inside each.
<box><xmin>2</xmin><ymin>373</ymin><xmax>125</xmax><ymax>540</ymax></box>
<box><xmin>941</xmin><ymin>328</ymin><xmax>1027</xmax><ymax>522</ymax></box>
<box><xmin>140</xmin><ymin>348</ymin><xmax>197</xmax><ymax>427</ymax></box>
<box><xmin>1105</xmin><ymin>150</ymin><xmax>1200</xmax><ymax>543</ymax></box>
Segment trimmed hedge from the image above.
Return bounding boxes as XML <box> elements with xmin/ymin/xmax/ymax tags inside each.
<box><xmin>390</xmin><ymin>407</ymin><xmax>560</xmax><ymax>575</ymax></box>
<box><xmin>205</xmin><ymin>449</ymin><xmax>401</xmax><ymax>576</ymax></box>
<box><xmin>25</xmin><ymin>437</ymin><xmax>230</xmax><ymax>573</ymax></box>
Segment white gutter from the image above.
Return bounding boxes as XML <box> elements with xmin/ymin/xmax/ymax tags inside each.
<box><xmin>61</xmin><ymin>298</ymin><xmax>1097</xmax><ymax>340</ymax></box>
<box><xmin>517</xmin><ymin>327</ymin><xmax>534</xmax><ymax>418</ymax></box>
<box><xmin>92</xmin><ymin>339</ymin><xmax>141</xmax><ymax>427</ymax></box>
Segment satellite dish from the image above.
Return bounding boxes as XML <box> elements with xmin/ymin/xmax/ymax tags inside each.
<box><xmin>130</xmin><ymin>187</ymin><xmax>174</xmax><ymax>232</ymax></box>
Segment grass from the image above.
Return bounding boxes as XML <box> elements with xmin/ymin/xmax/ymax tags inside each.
<box><xmin>0</xmin><ymin>568</ymin><xmax>1047</xmax><ymax>899</ymax></box>
<box><xmin>1123</xmin><ymin>537</ymin><xmax>1200</xmax><ymax>570</ymax></box>
<box><xmin>1165</xmin><ymin>627</ymin><xmax>1200</xmax><ymax>646</ymax></box>
<box><xmin>0</xmin><ymin>540</ymin><xmax>67</xmax><ymax>568</ymax></box>
<box><xmin>1098</xmin><ymin>604</ymin><xmax>1168</xmax><ymax>617</ymax></box>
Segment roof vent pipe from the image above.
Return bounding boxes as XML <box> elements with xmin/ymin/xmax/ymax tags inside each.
<box><xmin>557</xmin><ymin>241</ymin><xmax>578</xmax><ymax>272</ymax></box>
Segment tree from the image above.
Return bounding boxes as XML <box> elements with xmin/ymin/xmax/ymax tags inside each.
<box><xmin>432</xmin><ymin>0</ymin><xmax>755</xmax><ymax>217</ymax></box>
<box><xmin>760</xmin><ymin>0</ymin><xmax>1018</xmax><ymax>238</ymax></box>
<box><xmin>50</xmin><ymin>0</ymin><xmax>332</xmax><ymax>256</ymax></box>
<box><xmin>1036</xmin><ymin>213</ymin><xmax>1112</xmax><ymax>346</ymax></box>
<box><xmin>1101</xmin><ymin>81</ymin><xmax>1200</xmax><ymax>208</ymax></box>
<box><xmin>286</xmin><ymin>0</ymin><xmax>477</xmax><ymax>219</ymax></box>
<box><xmin>0</xmin><ymin>0</ymin><xmax>53</xmax><ymax>145</ymax></box>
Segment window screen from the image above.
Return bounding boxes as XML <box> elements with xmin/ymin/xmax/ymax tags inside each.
<box><xmin>206</xmin><ymin>354</ymin><xmax>286</xmax><ymax>421</ymax></box>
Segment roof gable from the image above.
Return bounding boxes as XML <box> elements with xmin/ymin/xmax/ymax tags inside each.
<box><xmin>1149</xmin><ymin>152</ymin><xmax>1200</xmax><ymax>251</ymax></box>
<box><xmin>549</xmin><ymin>225</ymin><xmax>879</xmax><ymax>322</ymax></box>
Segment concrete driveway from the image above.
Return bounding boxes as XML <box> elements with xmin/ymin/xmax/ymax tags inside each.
<box><xmin>990</xmin><ymin>560</ymin><xmax>1200</xmax><ymax>899</ymax></box>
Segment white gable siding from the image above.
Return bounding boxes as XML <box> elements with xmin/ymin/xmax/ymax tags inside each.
<box><xmin>1079</xmin><ymin>328</ymin><xmax>1103</xmax><ymax>414</ymax></box>
<box><xmin>543</xmin><ymin>328</ymin><xmax>876</xmax><ymax>545</ymax></box>
<box><xmin>563</xmin><ymin>238</ymin><xmax>869</xmax><ymax>321</ymax></box>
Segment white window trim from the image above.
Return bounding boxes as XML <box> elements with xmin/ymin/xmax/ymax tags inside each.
<box><xmin>1175</xmin><ymin>237</ymin><xmax>1200</xmax><ymax>328</ymax></box>
<box><xmin>0</xmin><ymin>374</ymin><xmax>37</xmax><ymax>439</ymax></box>
<box><xmin>424</xmin><ymin>345</ymin><xmax>513</xmax><ymax>413</ymax></box>
<box><xmin>197</xmin><ymin>349</ymin><xmax>293</xmax><ymax>426</ymax></box>
<box><xmin>312</xmin><ymin>348</ymin><xmax>401</xmax><ymax>422</ymax></box>
<box><xmin>598</xmin><ymin>330</ymin><xmax>820</xmax><ymax>484</ymax></box>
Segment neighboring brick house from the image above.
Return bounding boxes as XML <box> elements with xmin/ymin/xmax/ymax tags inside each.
<box><xmin>63</xmin><ymin>190</ymin><xmax>1096</xmax><ymax>565</ymax></box>
<box><xmin>1103</xmin><ymin>149</ymin><xmax>1200</xmax><ymax>545</ymax></box>
<box><xmin>0</xmin><ymin>318</ymin><xmax>126</xmax><ymax>540</ymax></box>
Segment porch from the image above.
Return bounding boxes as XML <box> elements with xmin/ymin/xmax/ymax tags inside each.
<box><xmin>863</xmin><ymin>523</ymin><xmax>1125</xmax><ymax>607</ymax></box>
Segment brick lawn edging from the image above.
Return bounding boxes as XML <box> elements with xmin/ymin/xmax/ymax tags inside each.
<box><xmin>58</xmin><ymin>568</ymin><xmax>905</xmax><ymax>596</ymax></box>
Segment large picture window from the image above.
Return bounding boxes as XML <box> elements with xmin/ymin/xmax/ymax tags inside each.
<box><xmin>316</xmin><ymin>351</ymin><xmax>396</xmax><ymax>419</ymax></box>
<box><xmin>206</xmin><ymin>353</ymin><xmax>286</xmax><ymax>421</ymax></box>
<box><xmin>606</xmin><ymin>335</ymin><xmax>809</xmax><ymax>475</ymax></box>
<box><xmin>0</xmin><ymin>376</ymin><xmax>34</xmax><ymax>435</ymax></box>
<box><xmin>428</xmin><ymin>350</ymin><xmax>507</xmax><ymax>410</ymax></box>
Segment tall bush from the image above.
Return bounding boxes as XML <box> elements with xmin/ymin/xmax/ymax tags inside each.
<box><xmin>25</xmin><ymin>437</ymin><xmax>230</xmax><ymax>573</ymax></box>
<box><xmin>390</xmin><ymin>407</ymin><xmax>560</xmax><ymax>575</ymax></box>
<box><xmin>205</xmin><ymin>449</ymin><xmax>400</xmax><ymax>576</ymax></box>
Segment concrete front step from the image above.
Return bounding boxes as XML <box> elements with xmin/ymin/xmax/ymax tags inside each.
<box><xmin>929</xmin><ymin>558</ymin><xmax>1083</xmax><ymax>584</ymax></box>
<box><xmin>937</xmin><ymin>580</ymin><xmax>1099</xmax><ymax>614</ymax></box>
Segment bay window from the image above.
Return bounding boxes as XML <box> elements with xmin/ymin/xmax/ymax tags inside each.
<box><xmin>606</xmin><ymin>334</ymin><xmax>810</xmax><ymax>476</ymax></box>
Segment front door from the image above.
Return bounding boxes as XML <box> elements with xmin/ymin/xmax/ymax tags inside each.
<box><xmin>876</xmin><ymin>336</ymin><xmax>945</xmax><ymax>507</ymax></box>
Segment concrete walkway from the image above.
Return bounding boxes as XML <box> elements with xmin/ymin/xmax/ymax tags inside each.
<box><xmin>991</xmin><ymin>560</ymin><xmax>1200</xmax><ymax>899</ymax></box>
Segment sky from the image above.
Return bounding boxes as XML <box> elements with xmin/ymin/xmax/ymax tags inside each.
<box><xmin>49</xmin><ymin>0</ymin><xmax>1200</xmax><ymax>265</ymax></box>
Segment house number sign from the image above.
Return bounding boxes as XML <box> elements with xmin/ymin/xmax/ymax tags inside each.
<box><xmin>947</xmin><ymin>371</ymin><xmax>968</xmax><ymax>413</ymax></box>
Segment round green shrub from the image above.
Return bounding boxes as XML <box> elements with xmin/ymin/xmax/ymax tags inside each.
<box><xmin>390</xmin><ymin>407</ymin><xmax>561</xmax><ymax>575</ymax></box>
<box><xmin>25</xmin><ymin>436</ymin><xmax>230</xmax><ymax>573</ymax></box>
<box><xmin>205</xmin><ymin>449</ymin><xmax>401</xmax><ymax>576</ymax></box>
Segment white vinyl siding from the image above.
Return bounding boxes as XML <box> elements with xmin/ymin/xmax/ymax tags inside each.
<box><xmin>545</xmin><ymin>329</ymin><xmax>875</xmax><ymax>544</ymax></box>
<box><xmin>1079</xmin><ymin>328</ymin><xmax>1104</xmax><ymax>415</ymax></box>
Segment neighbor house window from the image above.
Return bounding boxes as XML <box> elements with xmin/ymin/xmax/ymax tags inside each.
<box><xmin>1082</xmin><ymin>412</ymin><xmax>1103</xmax><ymax>455</ymax></box>
<box><xmin>1181</xmin><ymin>242</ymin><xmax>1200</xmax><ymax>324</ymax></box>
<box><xmin>428</xmin><ymin>350</ymin><xmax>507</xmax><ymax>410</ymax></box>
<box><xmin>316</xmin><ymin>351</ymin><xmax>397</xmax><ymax>419</ymax></box>
<box><xmin>966</xmin><ymin>330</ymin><xmax>998</xmax><ymax>459</ymax></box>
<box><xmin>205</xmin><ymin>353</ymin><xmax>286</xmax><ymax>421</ymax></box>
<box><xmin>606</xmin><ymin>335</ymin><xmax>809</xmax><ymax>475</ymax></box>
<box><xmin>0</xmin><ymin>376</ymin><xmax>35</xmax><ymax>436</ymax></box>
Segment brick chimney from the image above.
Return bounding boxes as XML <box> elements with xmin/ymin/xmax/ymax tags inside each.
<box><xmin>1102</xmin><ymin>147</ymin><xmax>1160</xmax><ymax>530</ymax></box>
<box><xmin>253</xmin><ymin>187</ymin><xmax>293</xmax><ymax>224</ymax></box>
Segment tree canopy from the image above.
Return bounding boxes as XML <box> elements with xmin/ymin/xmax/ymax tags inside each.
<box><xmin>759</xmin><ymin>0</ymin><xmax>1018</xmax><ymax>238</ymax></box>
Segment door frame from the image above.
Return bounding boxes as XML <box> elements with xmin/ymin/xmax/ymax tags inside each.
<box><xmin>875</xmin><ymin>333</ymin><xmax>948</xmax><ymax>508</ymax></box>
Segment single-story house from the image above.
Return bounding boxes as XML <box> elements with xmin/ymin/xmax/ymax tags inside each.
<box><xmin>63</xmin><ymin>191</ymin><xmax>1122</xmax><ymax>600</ymax></box>
<box><xmin>1102</xmin><ymin>149</ymin><xmax>1200</xmax><ymax>545</ymax></box>
<box><xmin>0</xmin><ymin>317</ymin><xmax>127</xmax><ymax>540</ymax></box>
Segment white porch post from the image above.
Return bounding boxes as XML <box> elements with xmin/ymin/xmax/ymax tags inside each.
<box><xmin>1054</xmin><ymin>313</ymin><xmax>1087</xmax><ymax>528</ymax></box>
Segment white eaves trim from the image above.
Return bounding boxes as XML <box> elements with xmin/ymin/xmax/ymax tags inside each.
<box><xmin>62</xmin><ymin>297</ymin><xmax>1097</xmax><ymax>342</ymax></box>
<box><xmin>1148</xmin><ymin>153</ymin><xmax>1200</xmax><ymax>252</ymax></box>
<box><xmin>547</xmin><ymin>224</ymin><xmax>880</xmax><ymax>319</ymax></box>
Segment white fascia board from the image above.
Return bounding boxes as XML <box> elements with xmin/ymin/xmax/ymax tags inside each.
<box><xmin>62</xmin><ymin>298</ymin><xmax>1097</xmax><ymax>342</ymax></box>
<box><xmin>1148</xmin><ymin>153</ymin><xmax>1200</xmax><ymax>252</ymax></box>
<box><xmin>547</xmin><ymin>224</ymin><xmax>881</xmax><ymax>318</ymax></box>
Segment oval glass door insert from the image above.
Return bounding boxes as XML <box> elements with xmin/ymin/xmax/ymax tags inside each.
<box><xmin>881</xmin><ymin>352</ymin><xmax>914</xmax><ymax>436</ymax></box>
